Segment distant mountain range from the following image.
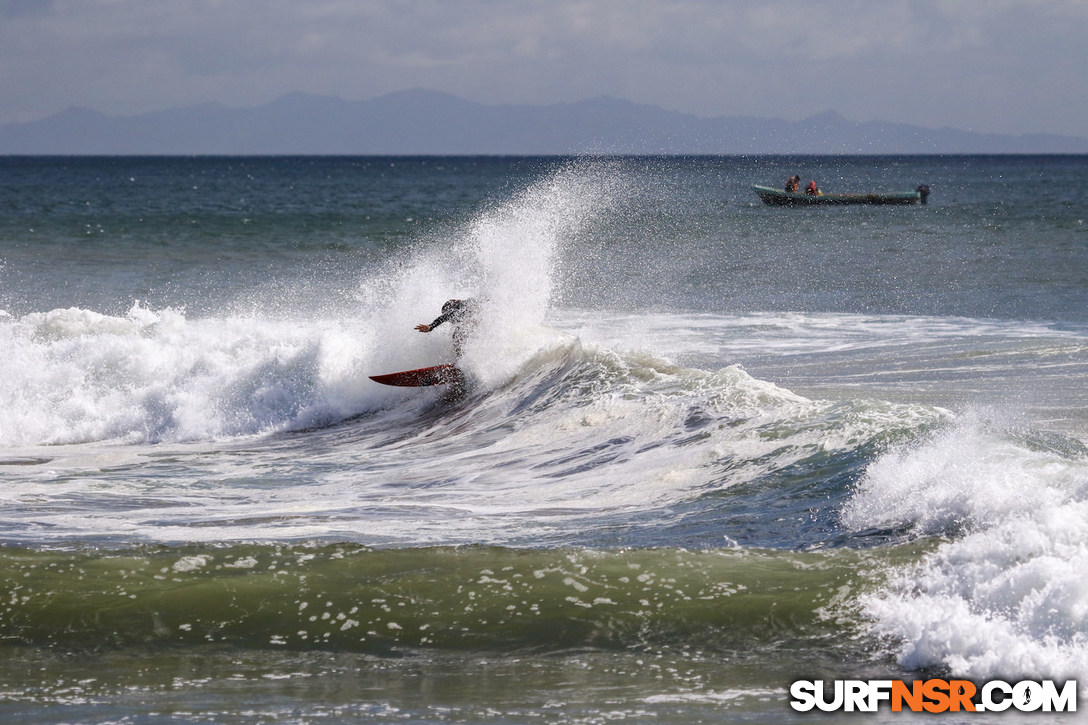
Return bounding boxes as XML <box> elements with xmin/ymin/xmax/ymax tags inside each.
<box><xmin>2</xmin><ymin>89</ymin><xmax>1086</xmax><ymax>155</ymax></box>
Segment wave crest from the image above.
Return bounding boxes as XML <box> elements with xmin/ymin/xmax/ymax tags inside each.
<box><xmin>845</xmin><ymin>414</ymin><xmax>1088</xmax><ymax>679</ymax></box>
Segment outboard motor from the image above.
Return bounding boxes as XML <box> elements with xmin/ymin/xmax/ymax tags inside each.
<box><xmin>916</xmin><ymin>184</ymin><xmax>931</xmax><ymax>205</ymax></box>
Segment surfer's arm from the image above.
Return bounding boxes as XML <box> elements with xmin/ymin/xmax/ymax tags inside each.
<box><xmin>416</xmin><ymin>312</ymin><xmax>453</xmax><ymax>332</ymax></box>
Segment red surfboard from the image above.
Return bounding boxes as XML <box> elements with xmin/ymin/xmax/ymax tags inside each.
<box><xmin>369</xmin><ymin>364</ymin><xmax>464</xmax><ymax>387</ymax></box>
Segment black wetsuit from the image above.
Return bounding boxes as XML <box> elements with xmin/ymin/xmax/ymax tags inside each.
<box><xmin>428</xmin><ymin>299</ymin><xmax>478</xmax><ymax>357</ymax></box>
<box><xmin>427</xmin><ymin>299</ymin><xmax>475</xmax><ymax>330</ymax></box>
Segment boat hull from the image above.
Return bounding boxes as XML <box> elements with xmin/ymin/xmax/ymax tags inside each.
<box><xmin>752</xmin><ymin>184</ymin><xmax>921</xmax><ymax>206</ymax></box>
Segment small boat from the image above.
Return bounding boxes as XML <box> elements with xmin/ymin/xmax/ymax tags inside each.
<box><xmin>752</xmin><ymin>184</ymin><xmax>925</xmax><ymax>206</ymax></box>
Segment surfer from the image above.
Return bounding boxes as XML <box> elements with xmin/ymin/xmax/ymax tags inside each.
<box><xmin>415</xmin><ymin>298</ymin><xmax>479</xmax><ymax>357</ymax></box>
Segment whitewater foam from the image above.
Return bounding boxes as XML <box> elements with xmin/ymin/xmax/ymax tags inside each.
<box><xmin>845</xmin><ymin>414</ymin><xmax>1088</xmax><ymax>680</ymax></box>
<box><xmin>0</xmin><ymin>334</ymin><xmax>945</xmax><ymax>548</ymax></box>
<box><xmin>0</xmin><ymin>303</ymin><xmax>383</xmax><ymax>445</ymax></box>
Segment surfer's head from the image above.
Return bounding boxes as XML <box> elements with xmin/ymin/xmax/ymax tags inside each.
<box><xmin>442</xmin><ymin>299</ymin><xmax>463</xmax><ymax>313</ymax></box>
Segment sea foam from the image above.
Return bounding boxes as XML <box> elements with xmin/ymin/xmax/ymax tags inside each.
<box><xmin>0</xmin><ymin>303</ymin><xmax>378</xmax><ymax>445</ymax></box>
<box><xmin>844</xmin><ymin>414</ymin><xmax>1088</xmax><ymax>680</ymax></box>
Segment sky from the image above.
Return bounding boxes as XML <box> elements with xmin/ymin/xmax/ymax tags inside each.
<box><xmin>1</xmin><ymin>0</ymin><xmax>1086</xmax><ymax>139</ymax></box>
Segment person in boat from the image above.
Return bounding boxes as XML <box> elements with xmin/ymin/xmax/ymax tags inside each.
<box><xmin>415</xmin><ymin>298</ymin><xmax>479</xmax><ymax>357</ymax></box>
<box><xmin>785</xmin><ymin>175</ymin><xmax>801</xmax><ymax>193</ymax></box>
<box><xmin>805</xmin><ymin>180</ymin><xmax>822</xmax><ymax>196</ymax></box>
